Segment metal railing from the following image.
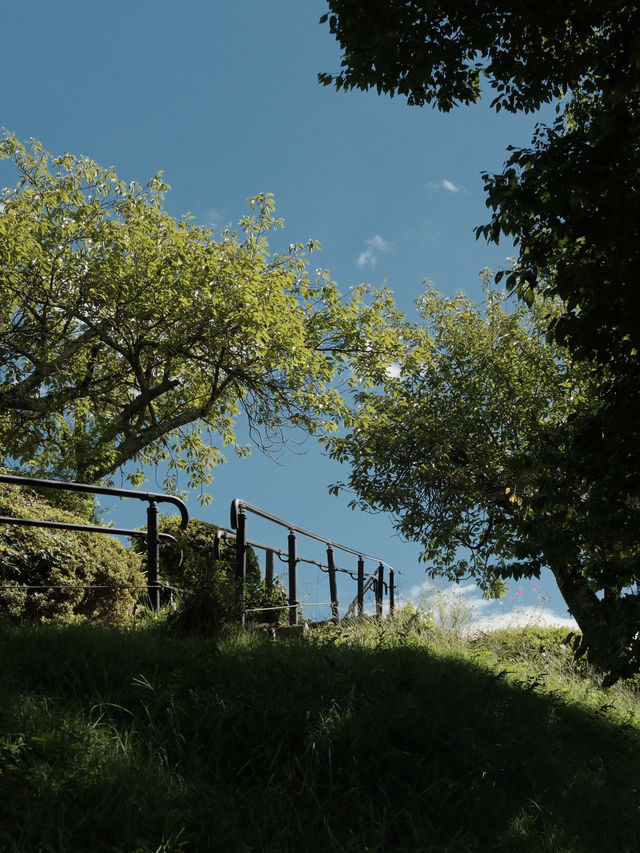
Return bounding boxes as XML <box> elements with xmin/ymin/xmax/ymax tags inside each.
<box><xmin>230</xmin><ymin>498</ymin><xmax>396</xmax><ymax>625</ymax></box>
<box><xmin>0</xmin><ymin>475</ymin><xmax>396</xmax><ymax>623</ymax></box>
<box><xmin>0</xmin><ymin>473</ymin><xmax>189</xmax><ymax>611</ymax></box>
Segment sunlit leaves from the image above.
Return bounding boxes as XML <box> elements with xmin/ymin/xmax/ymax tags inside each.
<box><xmin>0</xmin><ymin>133</ymin><xmax>404</xmax><ymax>494</ymax></box>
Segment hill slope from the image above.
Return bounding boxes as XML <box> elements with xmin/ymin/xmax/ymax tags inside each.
<box><xmin>0</xmin><ymin>618</ymin><xmax>638</xmax><ymax>852</ymax></box>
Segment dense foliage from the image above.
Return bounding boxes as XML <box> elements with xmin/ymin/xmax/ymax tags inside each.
<box><xmin>0</xmin><ymin>132</ymin><xmax>402</xmax><ymax>493</ymax></box>
<box><xmin>154</xmin><ymin>515</ymin><xmax>259</xmax><ymax>590</ymax></box>
<box><xmin>320</xmin><ymin>1</ymin><xmax>640</xmax><ymax>679</ymax></box>
<box><xmin>147</xmin><ymin>515</ymin><xmax>286</xmax><ymax>632</ymax></box>
<box><xmin>319</xmin><ymin>1</ymin><xmax>636</xmax><ymax>114</ymax></box>
<box><xmin>0</xmin><ymin>483</ymin><xmax>144</xmax><ymax>623</ymax></box>
<box><xmin>327</xmin><ymin>287</ymin><xmax>640</xmax><ymax>681</ymax></box>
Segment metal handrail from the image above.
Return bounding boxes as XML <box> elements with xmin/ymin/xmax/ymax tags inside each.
<box><xmin>230</xmin><ymin>497</ymin><xmax>396</xmax><ymax>625</ymax></box>
<box><xmin>230</xmin><ymin>497</ymin><xmax>395</xmax><ymax>570</ymax></box>
<box><xmin>0</xmin><ymin>515</ymin><xmax>176</xmax><ymax>542</ymax></box>
<box><xmin>0</xmin><ymin>473</ymin><xmax>189</xmax><ymax>610</ymax></box>
<box><xmin>0</xmin><ymin>474</ymin><xmax>188</xmax><ymax>529</ymax></box>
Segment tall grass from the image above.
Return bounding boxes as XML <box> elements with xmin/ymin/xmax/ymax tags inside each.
<box><xmin>0</xmin><ymin>615</ymin><xmax>638</xmax><ymax>851</ymax></box>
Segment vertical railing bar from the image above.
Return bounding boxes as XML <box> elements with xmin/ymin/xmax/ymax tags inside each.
<box><xmin>235</xmin><ymin>507</ymin><xmax>247</xmax><ymax>624</ymax></box>
<box><xmin>146</xmin><ymin>501</ymin><xmax>160</xmax><ymax>612</ymax></box>
<box><xmin>288</xmin><ymin>531</ymin><xmax>298</xmax><ymax>626</ymax></box>
<box><xmin>376</xmin><ymin>563</ymin><xmax>384</xmax><ymax>619</ymax></box>
<box><xmin>389</xmin><ymin>568</ymin><xmax>395</xmax><ymax>615</ymax></box>
<box><xmin>357</xmin><ymin>556</ymin><xmax>364</xmax><ymax>617</ymax></box>
<box><xmin>327</xmin><ymin>546</ymin><xmax>339</xmax><ymax>622</ymax></box>
<box><xmin>265</xmin><ymin>549</ymin><xmax>274</xmax><ymax>592</ymax></box>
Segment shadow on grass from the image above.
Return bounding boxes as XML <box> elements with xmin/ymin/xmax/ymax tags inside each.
<box><xmin>0</xmin><ymin>623</ymin><xmax>638</xmax><ymax>852</ymax></box>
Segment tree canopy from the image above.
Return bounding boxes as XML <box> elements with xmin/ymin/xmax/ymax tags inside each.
<box><xmin>319</xmin><ymin>2</ymin><xmax>640</xmax><ymax>679</ymax></box>
<box><xmin>327</xmin><ymin>286</ymin><xmax>640</xmax><ymax>681</ymax></box>
<box><xmin>319</xmin><ymin>2</ymin><xmax>637</xmax><ymax>113</ymax></box>
<box><xmin>0</xmin><ymin>133</ymin><xmax>402</xmax><ymax>494</ymax></box>
<box><xmin>319</xmin><ymin>1</ymin><xmax>640</xmax><ymax>361</ymax></box>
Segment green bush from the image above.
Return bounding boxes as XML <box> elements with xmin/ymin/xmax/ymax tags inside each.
<box><xmin>153</xmin><ymin>515</ymin><xmax>260</xmax><ymax>591</ymax></box>
<box><xmin>149</xmin><ymin>515</ymin><xmax>287</xmax><ymax>634</ymax></box>
<box><xmin>0</xmin><ymin>483</ymin><xmax>145</xmax><ymax>624</ymax></box>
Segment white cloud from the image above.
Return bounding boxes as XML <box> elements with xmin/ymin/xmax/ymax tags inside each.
<box><xmin>205</xmin><ymin>208</ymin><xmax>226</xmax><ymax>227</ymax></box>
<box><xmin>399</xmin><ymin>579</ymin><xmax>579</xmax><ymax>636</ymax></box>
<box><xmin>356</xmin><ymin>234</ymin><xmax>391</xmax><ymax>268</ymax></box>
<box><xmin>426</xmin><ymin>179</ymin><xmax>464</xmax><ymax>194</ymax></box>
<box><xmin>468</xmin><ymin>606</ymin><xmax>579</xmax><ymax>637</ymax></box>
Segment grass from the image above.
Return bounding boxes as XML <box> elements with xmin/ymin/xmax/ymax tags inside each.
<box><xmin>0</xmin><ymin>614</ymin><xmax>639</xmax><ymax>852</ymax></box>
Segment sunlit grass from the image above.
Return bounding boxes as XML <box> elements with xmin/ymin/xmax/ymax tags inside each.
<box><xmin>0</xmin><ymin>616</ymin><xmax>638</xmax><ymax>851</ymax></box>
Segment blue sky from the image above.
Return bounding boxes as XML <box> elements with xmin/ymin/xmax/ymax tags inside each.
<box><xmin>2</xmin><ymin>0</ymin><xmax>575</xmax><ymax>627</ymax></box>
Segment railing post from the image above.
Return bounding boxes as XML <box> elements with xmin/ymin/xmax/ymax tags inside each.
<box><xmin>146</xmin><ymin>501</ymin><xmax>161</xmax><ymax>612</ymax></box>
<box><xmin>235</xmin><ymin>507</ymin><xmax>247</xmax><ymax>584</ymax></box>
<box><xmin>235</xmin><ymin>506</ymin><xmax>247</xmax><ymax>620</ymax></box>
<box><xmin>357</xmin><ymin>556</ymin><xmax>364</xmax><ymax>617</ymax></box>
<box><xmin>327</xmin><ymin>546</ymin><xmax>339</xmax><ymax>621</ymax></box>
<box><xmin>389</xmin><ymin>568</ymin><xmax>395</xmax><ymax>615</ymax></box>
<box><xmin>265</xmin><ymin>549</ymin><xmax>274</xmax><ymax>592</ymax></box>
<box><xmin>376</xmin><ymin>563</ymin><xmax>384</xmax><ymax>619</ymax></box>
<box><xmin>288</xmin><ymin>530</ymin><xmax>298</xmax><ymax>625</ymax></box>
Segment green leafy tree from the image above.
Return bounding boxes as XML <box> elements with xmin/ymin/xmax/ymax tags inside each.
<box><xmin>319</xmin><ymin>1</ymin><xmax>639</xmax><ymax>358</ymax></box>
<box><xmin>0</xmin><ymin>133</ymin><xmax>402</xmax><ymax>493</ymax></box>
<box><xmin>319</xmin><ymin>2</ymin><xmax>640</xmax><ymax>679</ymax></box>
<box><xmin>154</xmin><ymin>515</ymin><xmax>259</xmax><ymax>589</ymax></box>
<box><xmin>148</xmin><ymin>515</ymin><xmax>287</xmax><ymax>633</ymax></box>
<box><xmin>326</xmin><ymin>286</ymin><xmax>640</xmax><ymax>681</ymax></box>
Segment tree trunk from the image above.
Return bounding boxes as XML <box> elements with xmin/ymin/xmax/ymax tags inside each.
<box><xmin>550</xmin><ymin>562</ymin><xmax>603</xmax><ymax>637</ymax></box>
<box><xmin>551</xmin><ymin>561</ymin><xmax>640</xmax><ymax>682</ymax></box>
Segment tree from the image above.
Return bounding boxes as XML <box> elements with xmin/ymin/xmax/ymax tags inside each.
<box><xmin>326</xmin><ymin>286</ymin><xmax>640</xmax><ymax>681</ymax></box>
<box><xmin>131</xmin><ymin>515</ymin><xmax>287</xmax><ymax>633</ymax></box>
<box><xmin>0</xmin><ymin>133</ymin><xmax>402</xmax><ymax>493</ymax></box>
<box><xmin>319</xmin><ymin>1</ymin><xmax>640</xmax><ymax>359</ymax></box>
<box><xmin>319</xmin><ymin>2</ymin><xmax>640</xmax><ymax>678</ymax></box>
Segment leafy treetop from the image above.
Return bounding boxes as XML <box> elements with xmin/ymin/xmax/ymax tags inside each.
<box><xmin>326</xmin><ymin>285</ymin><xmax>640</xmax><ymax>680</ymax></box>
<box><xmin>319</xmin><ymin>1</ymin><xmax>638</xmax><ymax>114</ymax></box>
<box><xmin>0</xmin><ymin>133</ymin><xmax>403</xmax><ymax>495</ymax></box>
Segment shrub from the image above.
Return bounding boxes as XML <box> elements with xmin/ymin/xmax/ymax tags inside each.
<box><xmin>148</xmin><ymin>515</ymin><xmax>287</xmax><ymax>634</ymax></box>
<box><xmin>0</xmin><ymin>483</ymin><xmax>145</xmax><ymax>624</ymax></box>
<box><xmin>152</xmin><ymin>515</ymin><xmax>260</xmax><ymax>591</ymax></box>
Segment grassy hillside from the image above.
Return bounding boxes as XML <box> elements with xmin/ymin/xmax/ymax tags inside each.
<box><xmin>0</xmin><ymin>616</ymin><xmax>638</xmax><ymax>852</ymax></box>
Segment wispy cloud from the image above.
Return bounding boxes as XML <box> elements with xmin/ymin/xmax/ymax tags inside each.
<box><xmin>356</xmin><ymin>234</ymin><xmax>391</xmax><ymax>268</ymax></box>
<box><xmin>426</xmin><ymin>179</ymin><xmax>465</xmax><ymax>194</ymax></box>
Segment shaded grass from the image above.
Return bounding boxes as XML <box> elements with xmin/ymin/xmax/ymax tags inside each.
<box><xmin>0</xmin><ymin>618</ymin><xmax>638</xmax><ymax>851</ymax></box>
